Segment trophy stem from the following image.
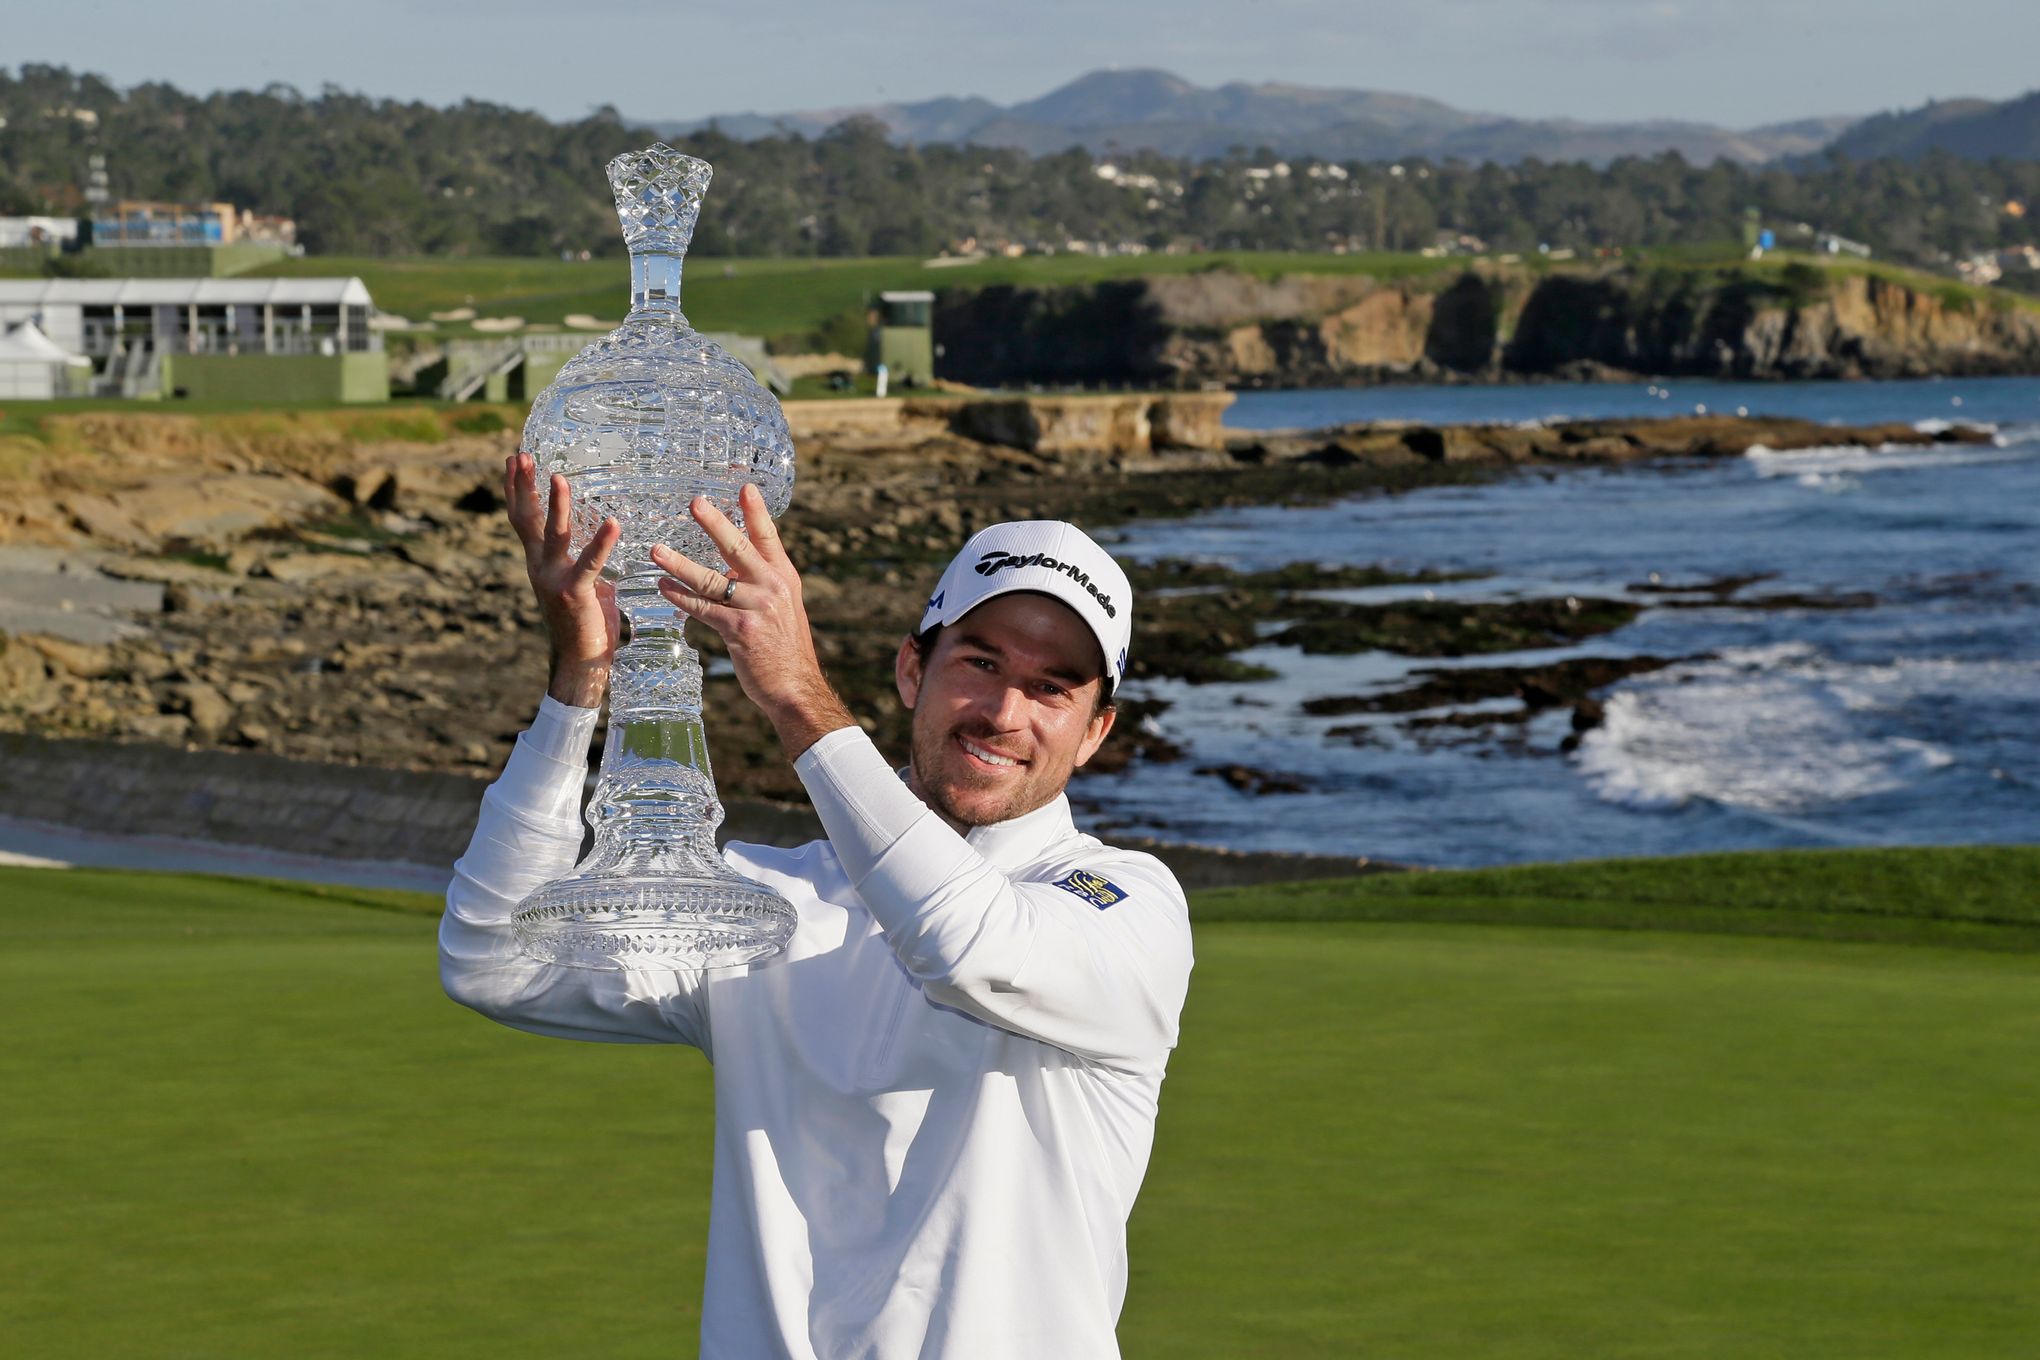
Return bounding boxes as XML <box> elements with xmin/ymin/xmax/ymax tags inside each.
<box><xmin>595</xmin><ymin>586</ymin><xmax>722</xmax><ymax>845</ymax></box>
<box><xmin>629</xmin><ymin>251</ymin><xmax>685</xmax><ymax>322</ymax></box>
<box><xmin>509</xmin><ymin>585</ymin><xmax>796</xmax><ymax>971</ymax></box>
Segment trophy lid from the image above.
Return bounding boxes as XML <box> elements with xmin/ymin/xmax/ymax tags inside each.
<box><xmin>607</xmin><ymin>143</ymin><xmax>713</xmax><ymax>256</ymax></box>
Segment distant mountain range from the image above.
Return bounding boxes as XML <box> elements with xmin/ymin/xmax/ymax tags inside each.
<box><xmin>1824</xmin><ymin>90</ymin><xmax>2040</xmax><ymax>161</ymax></box>
<box><xmin>651</xmin><ymin>69</ymin><xmax>2040</xmax><ymax>168</ymax></box>
<box><xmin>649</xmin><ymin>68</ymin><xmax>1862</xmax><ymax>167</ymax></box>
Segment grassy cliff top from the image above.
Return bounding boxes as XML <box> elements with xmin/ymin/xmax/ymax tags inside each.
<box><xmin>7</xmin><ymin>246</ymin><xmax>2026</xmax><ymax>348</ymax></box>
<box><xmin>247</xmin><ymin>248</ymin><xmax>1460</xmax><ymax>342</ymax></box>
<box><xmin>242</xmin><ymin>246</ymin><xmax>2033</xmax><ymax>346</ymax></box>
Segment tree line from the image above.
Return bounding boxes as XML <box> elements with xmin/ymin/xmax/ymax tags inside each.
<box><xmin>3</xmin><ymin>64</ymin><xmax>2036</xmax><ymax>267</ymax></box>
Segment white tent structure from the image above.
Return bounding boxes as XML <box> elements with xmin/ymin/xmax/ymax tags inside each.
<box><xmin>0</xmin><ymin>277</ymin><xmax>379</xmax><ymax>398</ymax></box>
<box><xmin>0</xmin><ymin>320</ymin><xmax>92</xmax><ymax>399</ymax></box>
<box><xmin>0</xmin><ymin>277</ymin><xmax>376</xmax><ymax>356</ymax></box>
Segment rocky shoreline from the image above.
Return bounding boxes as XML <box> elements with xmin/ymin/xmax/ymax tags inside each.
<box><xmin>935</xmin><ymin>267</ymin><xmax>2040</xmax><ymax>389</ymax></box>
<box><xmin>0</xmin><ymin>401</ymin><xmax>1993</xmax><ymax>829</ymax></box>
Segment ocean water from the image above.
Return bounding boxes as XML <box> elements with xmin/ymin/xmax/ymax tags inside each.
<box><xmin>1080</xmin><ymin>376</ymin><xmax>2040</xmax><ymax>866</ymax></box>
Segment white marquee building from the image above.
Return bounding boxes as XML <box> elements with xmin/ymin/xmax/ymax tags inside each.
<box><xmin>0</xmin><ymin>277</ymin><xmax>379</xmax><ymax>399</ymax></box>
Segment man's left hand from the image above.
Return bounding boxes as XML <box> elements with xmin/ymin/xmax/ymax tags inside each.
<box><xmin>651</xmin><ymin>485</ymin><xmax>855</xmax><ymax>760</ymax></box>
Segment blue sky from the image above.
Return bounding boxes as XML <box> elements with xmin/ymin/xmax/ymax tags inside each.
<box><xmin>14</xmin><ymin>0</ymin><xmax>2037</xmax><ymax>128</ymax></box>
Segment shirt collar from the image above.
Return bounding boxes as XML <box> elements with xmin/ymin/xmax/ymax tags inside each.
<box><xmin>964</xmin><ymin>793</ymin><xmax>1078</xmax><ymax>872</ymax></box>
<box><xmin>892</xmin><ymin>764</ymin><xmax>1077</xmax><ymax>872</ymax></box>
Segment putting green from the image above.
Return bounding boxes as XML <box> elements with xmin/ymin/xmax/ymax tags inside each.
<box><xmin>3</xmin><ymin>862</ymin><xmax>2036</xmax><ymax>1358</ymax></box>
<box><xmin>1128</xmin><ymin>921</ymin><xmax>2040</xmax><ymax>1359</ymax></box>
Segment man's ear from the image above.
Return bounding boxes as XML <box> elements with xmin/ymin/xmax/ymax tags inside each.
<box><xmin>1072</xmin><ymin>703</ymin><xmax>1117</xmax><ymax>770</ymax></box>
<box><xmin>895</xmin><ymin>635</ymin><xmax>924</xmax><ymax>711</ymax></box>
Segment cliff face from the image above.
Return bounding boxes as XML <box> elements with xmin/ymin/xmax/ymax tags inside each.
<box><xmin>932</xmin><ymin>267</ymin><xmax>2040</xmax><ymax>388</ymax></box>
<box><xmin>1502</xmin><ymin>271</ymin><xmax>2040</xmax><ymax>379</ymax></box>
<box><xmin>934</xmin><ymin>271</ymin><xmax>1500</xmax><ymax>387</ymax></box>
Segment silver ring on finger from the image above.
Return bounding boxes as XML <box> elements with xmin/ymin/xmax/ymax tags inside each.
<box><xmin>720</xmin><ymin>576</ymin><xmax>738</xmax><ymax>605</ymax></box>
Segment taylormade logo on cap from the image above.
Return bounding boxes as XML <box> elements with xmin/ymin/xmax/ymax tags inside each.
<box><xmin>972</xmin><ymin>549</ymin><xmax>1117</xmax><ymax>618</ymax></box>
<box><xmin>919</xmin><ymin>522</ymin><xmax>1134</xmax><ymax>688</ymax></box>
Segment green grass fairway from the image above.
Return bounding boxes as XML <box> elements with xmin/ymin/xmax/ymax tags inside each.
<box><xmin>4</xmin><ymin>850</ymin><xmax>2037</xmax><ymax>1357</ymax></box>
<box><xmin>1192</xmin><ymin>845</ymin><xmax>2040</xmax><ymax>949</ymax></box>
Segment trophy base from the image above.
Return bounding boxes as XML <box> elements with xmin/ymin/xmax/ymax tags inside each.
<box><xmin>512</xmin><ymin>871</ymin><xmax>796</xmax><ymax>971</ymax></box>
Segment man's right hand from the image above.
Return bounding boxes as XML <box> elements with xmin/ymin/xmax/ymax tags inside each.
<box><xmin>504</xmin><ymin>452</ymin><xmax>623</xmax><ymax>709</ymax></box>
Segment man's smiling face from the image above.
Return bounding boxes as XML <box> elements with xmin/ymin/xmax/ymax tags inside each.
<box><xmin>896</xmin><ymin>592</ymin><xmax>1117</xmax><ymax>831</ymax></box>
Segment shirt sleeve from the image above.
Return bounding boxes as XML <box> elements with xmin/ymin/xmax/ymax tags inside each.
<box><xmin>794</xmin><ymin>726</ymin><xmax>1192</xmax><ymax>1071</ymax></box>
<box><xmin>437</xmin><ymin>696</ymin><xmax>710</xmax><ymax>1050</ymax></box>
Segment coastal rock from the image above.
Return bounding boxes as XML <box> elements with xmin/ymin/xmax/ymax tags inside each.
<box><xmin>1077</xmin><ymin>697</ymin><xmax>1183</xmax><ymax>775</ymax></box>
<box><xmin>121</xmin><ymin>647</ymin><xmax>176</xmax><ymax>682</ymax></box>
<box><xmin>334</xmin><ymin>466</ymin><xmax>401</xmax><ymax>509</ymax></box>
<box><xmin>96</xmin><ymin>555</ymin><xmax>239</xmax><ymax>588</ymax></box>
<box><xmin>393</xmin><ymin>539</ymin><xmax>473</xmax><ymax>579</ymax></box>
<box><xmin>209</xmin><ymin>545</ymin><xmax>254</xmax><ymax>575</ymax></box>
<box><xmin>58</xmin><ymin>494</ymin><xmax>155</xmax><ymax>551</ymax></box>
<box><xmin>1315</xmin><ymin>289</ymin><xmax>1433</xmax><ymax>370</ymax></box>
<box><xmin>948</xmin><ymin>393</ymin><xmax>1236</xmax><ymax>457</ymax></box>
<box><xmin>1504</xmin><ymin>269</ymin><xmax>2040</xmax><ymax>381</ymax></box>
<box><xmin>1303</xmin><ymin>654</ymin><xmax>1678</xmax><ymax>720</ymax></box>
<box><xmin>1423</xmin><ymin>272</ymin><xmax>1503</xmax><ymax>373</ymax></box>
<box><xmin>168</xmin><ymin>680</ymin><xmax>234</xmax><ymax>739</ymax></box>
<box><xmin>1558</xmin><ymin>698</ymin><xmax>1610</xmax><ymax>753</ymax></box>
<box><xmin>129</xmin><ymin>712</ymin><xmax>193</xmax><ymax>743</ymax></box>
<box><xmin>1269</xmin><ymin>596</ymin><xmax>1641</xmax><ymax>658</ymax></box>
<box><xmin>0</xmin><ymin>405</ymin><xmax>1993</xmax><ymax>800</ymax></box>
<box><xmin>953</xmin><ymin>396</ymin><xmax>1149</xmax><ymax>460</ymax></box>
<box><xmin>1148</xmin><ymin>394</ymin><xmax>1232</xmax><ymax>451</ymax></box>
<box><xmin>784</xmin><ymin>392</ymin><xmax>1234</xmax><ymax>458</ymax></box>
<box><xmin>25</xmin><ymin>633</ymin><xmax>116</xmax><ymax>679</ymax></box>
<box><xmin>100</xmin><ymin>474</ymin><xmax>339</xmax><ymax>548</ymax></box>
<box><xmin>259</xmin><ymin>553</ymin><xmax>371</xmax><ymax>584</ymax></box>
<box><xmin>0</xmin><ymin>635</ymin><xmax>57</xmax><ymax>714</ymax></box>
<box><xmin>1224</xmin><ymin>325</ymin><xmax>1276</xmax><ymax>376</ymax></box>
<box><xmin>1196</xmin><ymin>763</ymin><xmax>1310</xmax><ymax>795</ymax></box>
<box><xmin>933</xmin><ymin>265</ymin><xmax>2040</xmax><ymax>389</ymax></box>
<box><xmin>1400</xmin><ymin>426</ymin><xmax>1504</xmax><ymax>463</ymax></box>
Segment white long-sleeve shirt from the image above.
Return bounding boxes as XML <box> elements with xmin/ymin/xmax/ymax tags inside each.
<box><xmin>439</xmin><ymin>698</ymin><xmax>1194</xmax><ymax>1359</ymax></box>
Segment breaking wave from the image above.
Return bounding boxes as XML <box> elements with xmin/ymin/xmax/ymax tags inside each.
<box><xmin>1744</xmin><ymin>440</ymin><xmax>2025</xmax><ymax>479</ymax></box>
<box><xmin>1573</xmin><ymin>643</ymin><xmax>1970</xmax><ymax>813</ymax></box>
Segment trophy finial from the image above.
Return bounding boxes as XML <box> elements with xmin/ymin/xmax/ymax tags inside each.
<box><xmin>607</xmin><ymin>143</ymin><xmax>713</xmax><ymax>255</ymax></box>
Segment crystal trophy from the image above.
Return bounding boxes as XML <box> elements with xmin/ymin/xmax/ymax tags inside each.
<box><xmin>513</xmin><ymin>145</ymin><xmax>798</xmax><ymax>971</ymax></box>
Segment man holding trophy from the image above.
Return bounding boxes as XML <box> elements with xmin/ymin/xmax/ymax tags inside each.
<box><xmin>439</xmin><ymin>146</ymin><xmax>1192</xmax><ymax>1359</ymax></box>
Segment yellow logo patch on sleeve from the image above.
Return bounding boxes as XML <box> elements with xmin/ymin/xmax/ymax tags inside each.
<box><xmin>1054</xmin><ymin>869</ymin><xmax>1127</xmax><ymax>909</ymax></box>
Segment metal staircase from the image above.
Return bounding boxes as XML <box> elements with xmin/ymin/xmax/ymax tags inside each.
<box><xmin>436</xmin><ymin>339</ymin><xmax>526</xmax><ymax>402</ymax></box>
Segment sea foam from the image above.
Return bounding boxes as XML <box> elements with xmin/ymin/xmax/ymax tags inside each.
<box><xmin>1910</xmin><ymin>417</ymin><xmax>1998</xmax><ymax>437</ymax></box>
<box><xmin>1744</xmin><ymin>440</ymin><xmax>2024</xmax><ymax>479</ymax></box>
<box><xmin>1573</xmin><ymin>643</ymin><xmax>1961</xmax><ymax>813</ymax></box>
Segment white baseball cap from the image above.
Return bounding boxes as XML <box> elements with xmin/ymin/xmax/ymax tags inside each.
<box><xmin>918</xmin><ymin>521</ymin><xmax>1134</xmax><ymax>690</ymax></box>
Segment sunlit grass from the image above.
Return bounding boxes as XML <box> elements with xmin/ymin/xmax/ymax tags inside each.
<box><xmin>253</xmin><ymin>250</ymin><xmax>1463</xmax><ymax>344</ymax></box>
<box><xmin>4</xmin><ymin>849</ymin><xmax>2037</xmax><ymax>1357</ymax></box>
